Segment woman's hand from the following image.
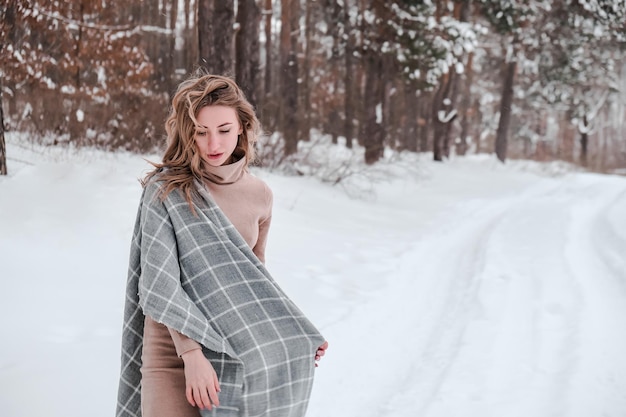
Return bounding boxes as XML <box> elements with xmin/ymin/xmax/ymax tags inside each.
<box><xmin>181</xmin><ymin>349</ymin><xmax>221</xmax><ymax>410</ymax></box>
<box><xmin>315</xmin><ymin>341</ymin><xmax>329</xmax><ymax>367</ymax></box>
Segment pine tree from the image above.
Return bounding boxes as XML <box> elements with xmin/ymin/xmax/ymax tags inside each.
<box><xmin>477</xmin><ymin>0</ymin><xmax>552</xmax><ymax>162</ymax></box>
<box><xmin>529</xmin><ymin>0</ymin><xmax>626</xmax><ymax>166</ymax></box>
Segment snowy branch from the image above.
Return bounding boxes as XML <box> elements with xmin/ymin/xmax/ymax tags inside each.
<box><xmin>575</xmin><ymin>89</ymin><xmax>609</xmax><ymax>134</ymax></box>
<box><xmin>577</xmin><ymin>117</ymin><xmax>593</xmax><ymax>135</ymax></box>
<box><xmin>587</xmin><ymin>89</ymin><xmax>610</xmax><ymax>122</ymax></box>
<box><xmin>32</xmin><ymin>5</ymin><xmax>173</xmax><ymax>35</ymax></box>
<box><xmin>438</xmin><ymin>109</ymin><xmax>458</xmax><ymax>124</ymax></box>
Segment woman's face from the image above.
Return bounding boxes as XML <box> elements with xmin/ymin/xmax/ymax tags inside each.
<box><xmin>194</xmin><ymin>105</ymin><xmax>242</xmax><ymax>167</ymax></box>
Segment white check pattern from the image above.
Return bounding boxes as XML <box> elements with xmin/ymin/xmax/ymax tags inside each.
<box><xmin>116</xmin><ymin>179</ymin><xmax>325</xmax><ymax>417</ymax></box>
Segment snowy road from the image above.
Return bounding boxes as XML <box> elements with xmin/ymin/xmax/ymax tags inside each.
<box><xmin>392</xmin><ymin>178</ymin><xmax>626</xmax><ymax>417</ymax></box>
<box><xmin>300</xmin><ymin>166</ymin><xmax>626</xmax><ymax>417</ymax></box>
<box><xmin>0</xmin><ymin>140</ymin><xmax>625</xmax><ymax>417</ymax></box>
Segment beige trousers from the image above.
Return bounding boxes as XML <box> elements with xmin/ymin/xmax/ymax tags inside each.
<box><xmin>140</xmin><ymin>316</ymin><xmax>201</xmax><ymax>417</ymax></box>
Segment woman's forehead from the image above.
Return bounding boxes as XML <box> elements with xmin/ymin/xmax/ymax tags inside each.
<box><xmin>196</xmin><ymin>105</ymin><xmax>239</xmax><ymax>125</ymax></box>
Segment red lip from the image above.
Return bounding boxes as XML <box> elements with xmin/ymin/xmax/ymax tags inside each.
<box><xmin>207</xmin><ymin>153</ymin><xmax>223</xmax><ymax>159</ymax></box>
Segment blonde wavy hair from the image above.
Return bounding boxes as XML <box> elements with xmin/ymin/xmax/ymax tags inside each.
<box><xmin>143</xmin><ymin>73</ymin><xmax>260</xmax><ymax>209</ymax></box>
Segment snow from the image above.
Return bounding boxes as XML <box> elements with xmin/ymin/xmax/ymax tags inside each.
<box><xmin>1</xmin><ymin>134</ymin><xmax>626</xmax><ymax>417</ymax></box>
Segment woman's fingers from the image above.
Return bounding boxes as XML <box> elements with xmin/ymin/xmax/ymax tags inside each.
<box><xmin>186</xmin><ymin>386</ymin><xmax>196</xmax><ymax>407</ymax></box>
<box><xmin>214</xmin><ymin>370</ymin><xmax>221</xmax><ymax>393</ymax></box>
<box><xmin>316</xmin><ymin>341</ymin><xmax>328</xmax><ymax>357</ymax></box>
<box><xmin>182</xmin><ymin>351</ymin><xmax>220</xmax><ymax>409</ymax></box>
<box><xmin>315</xmin><ymin>340</ymin><xmax>329</xmax><ymax>367</ymax></box>
<box><xmin>198</xmin><ymin>385</ymin><xmax>213</xmax><ymax>410</ymax></box>
<box><xmin>191</xmin><ymin>382</ymin><xmax>220</xmax><ymax>410</ymax></box>
<box><xmin>208</xmin><ymin>381</ymin><xmax>220</xmax><ymax>408</ymax></box>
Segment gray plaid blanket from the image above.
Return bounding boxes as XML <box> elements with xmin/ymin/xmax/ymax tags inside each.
<box><xmin>116</xmin><ymin>179</ymin><xmax>325</xmax><ymax>417</ymax></box>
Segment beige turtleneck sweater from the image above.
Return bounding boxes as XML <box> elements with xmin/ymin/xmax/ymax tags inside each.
<box><xmin>142</xmin><ymin>157</ymin><xmax>273</xmax><ymax>360</ymax></box>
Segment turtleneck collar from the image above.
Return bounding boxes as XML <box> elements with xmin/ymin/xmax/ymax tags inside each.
<box><xmin>203</xmin><ymin>155</ymin><xmax>247</xmax><ymax>185</ymax></box>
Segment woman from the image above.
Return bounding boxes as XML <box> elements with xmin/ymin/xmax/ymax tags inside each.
<box><xmin>117</xmin><ymin>73</ymin><xmax>328</xmax><ymax>417</ymax></box>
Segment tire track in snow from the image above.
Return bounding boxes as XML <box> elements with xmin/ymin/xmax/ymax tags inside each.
<box><xmin>386</xmin><ymin>199</ymin><xmax>514</xmax><ymax>417</ymax></box>
<box><xmin>563</xmin><ymin>178</ymin><xmax>626</xmax><ymax>417</ymax></box>
<box><xmin>305</xmin><ymin>187</ymin><xmax>524</xmax><ymax>417</ymax></box>
<box><xmin>307</xmin><ymin>170</ymin><xmax>626</xmax><ymax>417</ymax></box>
<box><xmin>589</xmin><ymin>186</ymin><xmax>626</xmax><ymax>290</ymax></box>
<box><xmin>383</xmin><ymin>177</ymin><xmax>622</xmax><ymax>417</ymax></box>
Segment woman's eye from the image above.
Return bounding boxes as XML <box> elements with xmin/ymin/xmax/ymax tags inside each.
<box><xmin>196</xmin><ymin>131</ymin><xmax>207</xmax><ymax>137</ymax></box>
<box><xmin>219</xmin><ymin>130</ymin><xmax>231</xmax><ymax>134</ymax></box>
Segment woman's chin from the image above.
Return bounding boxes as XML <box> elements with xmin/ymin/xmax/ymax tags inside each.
<box><xmin>203</xmin><ymin>156</ymin><xmax>226</xmax><ymax>166</ymax></box>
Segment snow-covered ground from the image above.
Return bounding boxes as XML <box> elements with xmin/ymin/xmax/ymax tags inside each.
<box><xmin>1</xmin><ymin>134</ymin><xmax>625</xmax><ymax>417</ymax></box>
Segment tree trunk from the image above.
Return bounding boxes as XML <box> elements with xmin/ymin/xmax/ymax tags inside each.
<box><xmin>144</xmin><ymin>0</ymin><xmax>162</xmax><ymax>82</ymax></box>
<box><xmin>69</xmin><ymin>0</ymin><xmax>85</xmax><ymax>145</ymax></box>
<box><xmin>495</xmin><ymin>59</ymin><xmax>516</xmax><ymax>162</ymax></box>
<box><xmin>580</xmin><ymin>115</ymin><xmax>589</xmax><ymax>167</ymax></box>
<box><xmin>198</xmin><ymin>0</ymin><xmax>235</xmax><ymax>75</ymax></box>
<box><xmin>381</xmin><ymin>56</ymin><xmax>395</xmax><ymax>150</ymax></box>
<box><xmin>299</xmin><ymin>0</ymin><xmax>315</xmax><ymax>141</ymax></box>
<box><xmin>355</xmin><ymin>0</ymin><xmax>369</xmax><ymax>149</ymax></box>
<box><xmin>319</xmin><ymin>0</ymin><xmax>340</xmax><ymax>144</ymax></box>
<box><xmin>0</xmin><ymin>2</ymin><xmax>13</xmax><ymax>176</ymax></box>
<box><xmin>432</xmin><ymin>72</ymin><xmax>452</xmax><ymax>161</ymax></box>
<box><xmin>473</xmin><ymin>98</ymin><xmax>483</xmax><ymax>154</ymax></box>
<box><xmin>457</xmin><ymin>0</ymin><xmax>472</xmax><ymax>157</ymax></box>
<box><xmin>440</xmin><ymin>0</ymin><xmax>469</xmax><ymax>158</ymax></box>
<box><xmin>343</xmin><ymin>0</ymin><xmax>354</xmax><ymax>148</ymax></box>
<box><xmin>457</xmin><ymin>52</ymin><xmax>474</xmax><ymax>156</ymax></box>
<box><xmin>441</xmin><ymin>70</ymin><xmax>459</xmax><ymax>158</ymax></box>
<box><xmin>403</xmin><ymin>83</ymin><xmax>418</xmax><ymax>152</ymax></box>
<box><xmin>258</xmin><ymin>0</ymin><xmax>275</xmax><ymax>130</ymax></box>
<box><xmin>184</xmin><ymin>0</ymin><xmax>195</xmax><ymax>69</ymax></box>
<box><xmin>431</xmin><ymin>0</ymin><xmax>445</xmax><ymax>161</ymax></box>
<box><xmin>263</xmin><ymin>0</ymin><xmax>273</xmax><ymax>97</ymax></box>
<box><xmin>164</xmin><ymin>0</ymin><xmax>178</xmax><ymax>91</ymax></box>
<box><xmin>0</xmin><ymin>77</ymin><xmax>7</xmax><ymax>176</ymax></box>
<box><xmin>130</xmin><ymin>0</ymin><xmax>142</xmax><ymax>22</ymax></box>
<box><xmin>418</xmin><ymin>92</ymin><xmax>431</xmax><ymax>153</ymax></box>
<box><xmin>197</xmin><ymin>0</ymin><xmax>214</xmax><ymax>70</ymax></box>
<box><xmin>235</xmin><ymin>0</ymin><xmax>261</xmax><ymax>108</ymax></box>
<box><xmin>212</xmin><ymin>0</ymin><xmax>235</xmax><ymax>75</ymax></box>
<box><xmin>363</xmin><ymin>54</ymin><xmax>385</xmax><ymax>164</ymax></box>
<box><xmin>279</xmin><ymin>0</ymin><xmax>300</xmax><ymax>156</ymax></box>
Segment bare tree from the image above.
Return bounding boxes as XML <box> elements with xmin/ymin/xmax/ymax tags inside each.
<box><xmin>197</xmin><ymin>0</ymin><xmax>235</xmax><ymax>75</ymax></box>
<box><xmin>197</xmin><ymin>0</ymin><xmax>215</xmax><ymax>71</ymax></box>
<box><xmin>235</xmin><ymin>0</ymin><xmax>261</xmax><ymax>107</ymax></box>
<box><xmin>0</xmin><ymin>0</ymin><xmax>15</xmax><ymax>175</ymax></box>
<box><xmin>212</xmin><ymin>0</ymin><xmax>235</xmax><ymax>75</ymax></box>
<box><xmin>495</xmin><ymin>58</ymin><xmax>516</xmax><ymax>162</ymax></box>
<box><xmin>432</xmin><ymin>71</ymin><xmax>456</xmax><ymax>161</ymax></box>
<box><xmin>457</xmin><ymin>52</ymin><xmax>475</xmax><ymax>156</ymax></box>
<box><xmin>279</xmin><ymin>0</ymin><xmax>300</xmax><ymax>156</ymax></box>
<box><xmin>0</xmin><ymin>76</ymin><xmax>6</xmax><ymax>176</ymax></box>
<box><xmin>257</xmin><ymin>0</ymin><xmax>276</xmax><ymax>131</ymax></box>
<box><xmin>343</xmin><ymin>0</ymin><xmax>355</xmax><ymax>148</ymax></box>
<box><xmin>362</xmin><ymin>53</ymin><xmax>385</xmax><ymax>164</ymax></box>
<box><xmin>431</xmin><ymin>0</ymin><xmax>470</xmax><ymax>161</ymax></box>
<box><xmin>401</xmin><ymin>82</ymin><xmax>419</xmax><ymax>152</ymax></box>
<box><xmin>263</xmin><ymin>0</ymin><xmax>273</xmax><ymax>97</ymax></box>
<box><xmin>299</xmin><ymin>0</ymin><xmax>318</xmax><ymax>142</ymax></box>
<box><xmin>358</xmin><ymin>0</ymin><xmax>388</xmax><ymax>164</ymax></box>
<box><xmin>164</xmin><ymin>0</ymin><xmax>179</xmax><ymax>90</ymax></box>
<box><xmin>2</xmin><ymin>0</ymin><xmax>154</xmax><ymax>148</ymax></box>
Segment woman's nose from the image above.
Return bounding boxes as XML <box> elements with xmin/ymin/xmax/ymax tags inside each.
<box><xmin>205</xmin><ymin>133</ymin><xmax>219</xmax><ymax>150</ymax></box>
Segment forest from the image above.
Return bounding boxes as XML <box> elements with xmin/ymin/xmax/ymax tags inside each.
<box><xmin>1</xmin><ymin>0</ymin><xmax>625</xmax><ymax>176</ymax></box>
